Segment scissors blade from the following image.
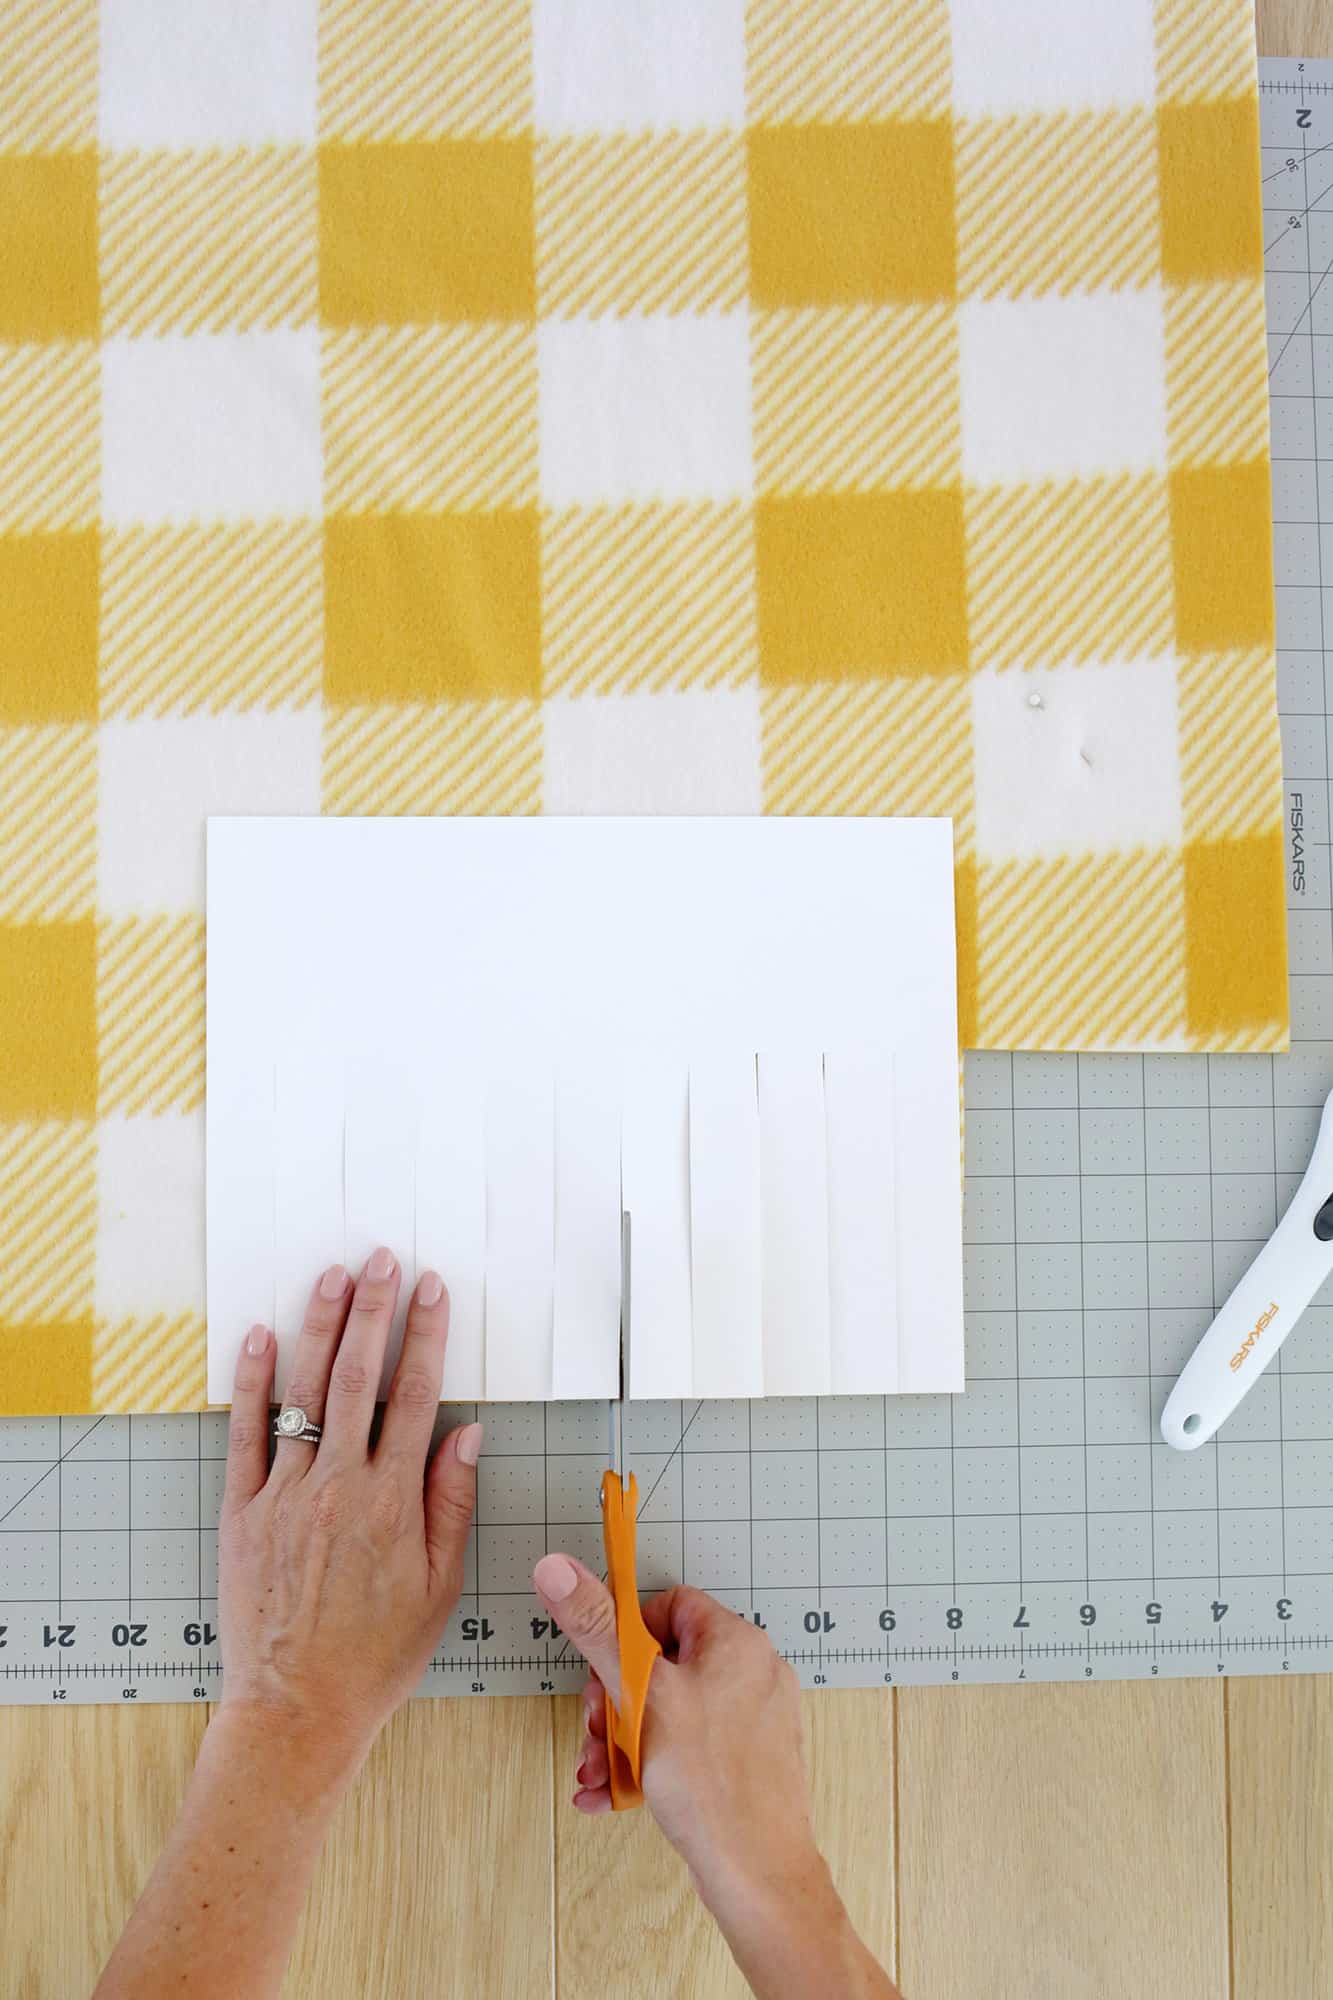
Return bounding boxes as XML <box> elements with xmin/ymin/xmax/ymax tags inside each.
<box><xmin>608</xmin><ymin>1209</ymin><xmax>630</xmax><ymax>1480</ymax></box>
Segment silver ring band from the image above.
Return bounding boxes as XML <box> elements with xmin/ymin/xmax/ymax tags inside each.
<box><xmin>273</xmin><ymin>1405</ymin><xmax>322</xmax><ymax>1445</ymax></box>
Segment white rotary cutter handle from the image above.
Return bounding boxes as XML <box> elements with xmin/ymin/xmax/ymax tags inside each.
<box><xmin>1162</xmin><ymin>1086</ymin><xmax>1333</xmax><ymax>1451</ymax></box>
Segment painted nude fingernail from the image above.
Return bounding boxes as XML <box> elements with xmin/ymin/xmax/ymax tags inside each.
<box><xmin>416</xmin><ymin>1269</ymin><xmax>444</xmax><ymax>1308</ymax></box>
<box><xmin>366</xmin><ymin>1246</ymin><xmax>395</xmax><ymax>1282</ymax></box>
<box><xmin>319</xmin><ymin>1264</ymin><xmax>348</xmax><ymax>1301</ymax></box>
<box><xmin>245</xmin><ymin>1324</ymin><xmax>271</xmax><ymax>1357</ymax></box>
<box><xmin>456</xmin><ymin>1422</ymin><xmax>484</xmax><ymax>1466</ymax></box>
<box><xmin>535</xmin><ymin>1554</ymin><xmax>577</xmax><ymax>1601</ymax></box>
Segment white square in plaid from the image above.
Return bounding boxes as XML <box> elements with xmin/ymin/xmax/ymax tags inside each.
<box><xmin>96</xmin><ymin>1112</ymin><xmax>203</xmax><ymax>1320</ymax></box>
<box><xmin>947</xmin><ymin>0</ymin><xmax>1156</xmax><ymax>116</ymax></box>
<box><xmin>959</xmin><ymin>290</ymin><xmax>1168</xmax><ymax>485</ymax></box>
<box><xmin>99</xmin><ymin>0</ymin><xmax>317</xmax><ymax>146</ymax></box>
<box><xmin>102</xmin><ymin>331</ymin><xmax>322</xmax><ymax>526</ymax></box>
<box><xmin>538</xmin><ymin>314</ymin><xmax>753</xmax><ymax>505</ymax></box>
<box><xmin>969</xmin><ymin>655</ymin><xmax>1182</xmax><ymax>862</ymax></box>
<box><xmin>97</xmin><ymin>714</ymin><xmax>322</xmax><ymax>916</ymax></box>
<box><xmin>533</xmin><ymin>0</ymin><xmax>745</xmax><ymax>134</ymax></box>
<box><xmin>543</xmin><ymin>690</ymin><xmax>761</xmax><ymax>814</ymax></box>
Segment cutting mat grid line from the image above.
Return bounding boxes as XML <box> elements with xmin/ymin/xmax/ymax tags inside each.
<box><xmin>3</xmin><ymin>59</ymin><xmax>1333</xmax><ymax>1702</ymax></box>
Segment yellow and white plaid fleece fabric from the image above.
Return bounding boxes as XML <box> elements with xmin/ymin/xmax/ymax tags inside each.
<box><xmin>0</xmin><ymin>0</ymin><xmax>1284</xmax><ymax>1413</ymax></box>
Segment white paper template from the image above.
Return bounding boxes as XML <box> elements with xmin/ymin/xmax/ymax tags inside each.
<box><xmin>202</xmin><ymin>838</ymin><xmax>276</xmax><ymax>1379</ymax></box>
<box><xmin>206</xmin><ymin>816</ymin><xmax>963</xmax><ymax>1403</ymax></box>
<box><xmin>759</xmin><ymin>1051</ymin><xmax>831</xmax><ymax>1397</ymax></box>
<box><xmin>203</xmin><ymin>1067</ymin><xmax>275</xmax><ymax>1382</ymax></box>
<box><xmin>271</xmin><ymin>1051</ymin><xmax>345</xmax><ymax>1393</ymax></box>
<box><xmin>825</xmin><ymin>1051</ymin><xmax>900</xmax><ymax>1396</ymax></box>
<box><xmin>689</xmin><ymin>1054</ymin><xmax>763</xmax><ymax>1398</ymax></box>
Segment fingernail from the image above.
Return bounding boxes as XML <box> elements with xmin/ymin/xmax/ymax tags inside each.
<box><xmin>366</xmin><ymin>1246</ymin><xmax>395</xmax><ymax>1282</ymax></box>
<box><xmin>456</xmin><ymin>1422</ymin><xmax>483</xmax><ymax>1466</ymax></box>
<box><xmin>245</xmin><ymin>1323</ymin><xmax>271</xmax><ymax>1357</ymax></box>
<box><xmin>535</xmin><ymin>1553</ymin><xmax>577</xmax><ymax>1602</ymax></box>
<box><xmin>416</xmin><ymin>1269</ymin><xmax>444</xmax><ymax>1308</ymax></box>
<box><xmin>319</xmin><ymin>1264</ymin><xmax>348</xmax><ymax>1301</ymax></box>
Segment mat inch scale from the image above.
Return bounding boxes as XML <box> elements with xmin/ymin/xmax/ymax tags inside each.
<box><xmin>4</xmin><ymin>59</ymin><xmax>1333</xmax><ymax>1706</ymax></box>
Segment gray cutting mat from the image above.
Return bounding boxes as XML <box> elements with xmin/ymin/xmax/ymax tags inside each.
<box><xmin>3</xmin><ymin>57</ymin><xmax>1333</xmax><ymax>1707</ymax></box>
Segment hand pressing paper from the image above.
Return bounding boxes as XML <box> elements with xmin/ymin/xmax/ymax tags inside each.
<box><xmin>205</xmin><ymin>817</ymin><xmax>963</xmax><ymax>1404</ymax></box>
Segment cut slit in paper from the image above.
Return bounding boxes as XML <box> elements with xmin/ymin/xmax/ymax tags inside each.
<box><xmin>689</xmin><ymin>1053</ymin><xmax>763</xmax><ymax>1399</ymax></box>
<box><xmin>415</xmin><ymin>1062</ymin><xmax>485</xmax><ymax>1401</ymax></box>
<box><xmin>553</xmin><ymin>1062</ymin><xmax>622</xmax><ymax>1400</ymax></box>
<box><xmin>619</xmin><ymin>1057</ymin><xmax>692</xmax><ymax>1405</ymax></box>
<box><xmin>484</xmin><ymin>1066</ymin><xmax>554</xmax><ymax>1404</ymax></box>
<box><xmin>825</xmin><ymin>1050</ymin><xmax>899</xmax><ymax>1396</ymax></box>
<box><xmin>206</xmin><ymin>817</ymin><xmax>964</xmax><ymax>1404</ymax></box>
<box><xmin>760</xmin><ymin>1051</ymin><xmax>832</xmax><ymax>1398</ymax></box>
<box><xmin>344</xmin><ymin>1062</ymin><xmax>418</xmax><ymax>1382</ymax></box>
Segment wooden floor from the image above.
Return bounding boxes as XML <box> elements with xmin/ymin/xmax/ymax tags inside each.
<box><xmin>4</xmin><ymin>1673</ymin><xmax>1333</xmax><ymax>1997</ymax></box>
<box><xmin>3</xmin><ymin>5</ymin><xmax>1326</xmax><ymax>1994</ymax></box>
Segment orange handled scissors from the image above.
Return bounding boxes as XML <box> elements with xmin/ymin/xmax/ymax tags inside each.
<box><xmin>600</xmin><ymin>1213</ymin><xmax>662</xmax><ymax>1810</ymax></box>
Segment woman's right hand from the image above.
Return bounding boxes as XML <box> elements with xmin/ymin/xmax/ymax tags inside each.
<box><xmin>532</xmin><ymin>1556</ymin><xmax>819</xmax><ymax>1906</ymax></box>
<box><xmin>531</xmin><ymin>1555</ymin><xmax>902</xmax><ymax>1998</ymax></box>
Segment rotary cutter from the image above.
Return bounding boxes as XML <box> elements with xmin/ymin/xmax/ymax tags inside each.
<box><xmin>1162</xmin><ymin>1085</ymin><xmax>1333</xmax><ymax>1451</ymax></box>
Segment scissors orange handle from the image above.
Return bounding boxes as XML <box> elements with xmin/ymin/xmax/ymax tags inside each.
<box><xmin>600</xmin><ymin>1470</ymin><xmax>662</xmax><ymax>1811</ymax></box>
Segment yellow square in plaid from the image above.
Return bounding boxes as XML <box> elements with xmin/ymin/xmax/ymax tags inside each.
<box><xmin>535</xmin><ymin>132</ymin><xmax>746</xmax><ymax>319</ymax></box>
<box><xmin>100</xmin><ymin>146</ymin><xmax>317</xmax><ymax>336</ymax></box>
<box><xmin>324</xmin><ymin>510</ymin><xmax>541</xmax><ymax>706</ymax></box>
<box><xmin>319</xmin><ymin>139</ymin><xmax>534</xmax><ymax>327</ymax></box>
<box><xmin>0</xmin><ymin>921</ymin><xmax>96</xmax><ymax>1119</ymax></box>
<box><xmin>93</xmin><ymin>1310</ymin><xmax>206</xmax><ymax>1414</ymax></box>
<box><xmin>323</xmin><ymin>698</ymin><xmax>542</xmax><ymax>816</ymax></box>
<box><xmin>1184</xmin><ymin>832</ymin><xmax>1287</xmax><ymax>1045</ymax></box>
<box><xmin>0</xmin><ymin>149</ymin><xmax>97</xmax><ymax>341</ymax></box>
<box><xmin>1163</xmin><ymin>278</ymin><xmax>1268</xmax><ymax>468</ymax></box>
<box><xmin>0</xmin><ymin>724</ymin><xmax>96</xmax><ymax>921</ymax></box>
<box><xmin>974</xmin><ymin>849</ymin><xmax>1187</xmax><ymax>1051</ymax></box>
<box><xmin>955</xmin><ymin>109</ymin><xmax>1158</xmax><ymax>298</ymax></box>
<box><xmin>746</xmin><ymin>0</ymin><xmax>952</xmax><ymax>122</ymax></box>
<box><xmin>318</xmin><ymin>0</ymin><xmax>532</xmax><ymax>140</ymax></box>
<box><xmin>1153</xmin><ymin>0</ymin><xmax>1258</xmax><ymax>103</ymax></box>
<box><xmin>964</xmin><ymin>473</ymin><xmax>1172</xmax><ymax>669</ymax></box>
<box><xmin>541</xmin><ymin>503</ymin><xmax>757</xmax><ymax>699</ymax></box>
<box><xmin>1157</xmin><ymin>99</ymin><xmax>1263</xmax><ymax>284</ymax></box>
<box><xmin>0</xmin><ymin>0</ymin><xmax>97</xmax><ymax>151</ymax></box>
<box><xmin>1169</xmin><ymin>462</ymin><xmax>1273</xmax><ymax>653</ymax></box>
<box><xmin>100</xmin><ymin>524</ymin><xmax>323</xmax><ymax>719</ymax></box>
<box><xmin>0</xmin><ymin>341</ymin><xmax>99</xmax><ymax>531</ymax></box>
<box><xmin>756</xmin><ymin>490</ymin><xmax>967</xmax><ymax>683</ymax></box>
<box><xmin>0</xmin><ymin>1319</ymin><xmax>92</xmax><ymax>1415</ymax></box>
<box><xmin>0</xmin><ymin>1117</ymin><xmax>95</xmax><ymax>1325</ymax></box>
<box><xmin>1176</xmin><ymin>649</ymin><xmax>1282</xmax><ymax>843</ymax></box>
<box><xmin>954</xmin><ymin>855</ymin><xmax>977</xmax><ymax>1049</ymax></box>
<box><xmin>761</xmin><ymin>675</ymin><xmax>973</xmax><ymax>851</ymax></box>
<box><xmin>0</xmin><ymin>530</ymin><xmax>98</xmax><ymax>721</ymax></box>
<box><xmin>97</xmin><ymin>915</ymin><xmax>204</xmax><ymax>1117</ymax></box>
<box><xmin>323</xmin><ymin>324</ymin><xmax>537</xmax><ymax>514</ymax></box>
<box><xmin>747</xmin><ymin>120</ymin><xmax>956</xmax><ymax>309</ymax></box>
<box><xmin>752</xmin><ymin>304</ymin><xmax>960</xmax><ymax>495</ymax></box>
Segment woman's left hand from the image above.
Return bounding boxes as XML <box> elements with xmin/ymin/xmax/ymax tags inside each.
<box><xmin>217</xmin><ymin>1249</ymin><xmax>482</xmax><ymax>1774</ymax></box>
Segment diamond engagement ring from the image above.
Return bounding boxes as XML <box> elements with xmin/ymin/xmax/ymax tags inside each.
<box><xmin>273</xmin><ymin>1405</ymin><xmax>322</xmax><ymax>1445</ymax></box>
